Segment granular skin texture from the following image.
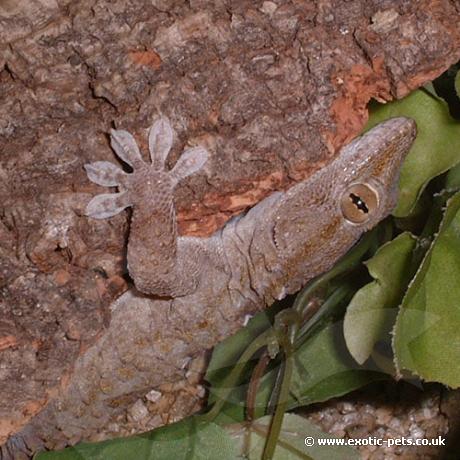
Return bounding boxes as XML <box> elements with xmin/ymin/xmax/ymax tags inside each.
<box><xmin>1</xmin><ymin>0</ymin><xmax>460</xmax><ymax>457</ymax></box>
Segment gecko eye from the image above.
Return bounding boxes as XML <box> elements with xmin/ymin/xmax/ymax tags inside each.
<box><xmin>340</xmin><ymin>183</ymin><xmax>379</xmax><ymax>224</ymax></box>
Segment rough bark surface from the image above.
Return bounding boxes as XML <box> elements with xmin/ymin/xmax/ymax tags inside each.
<box><xmin>1</xmin><ymin>0</ymin><xmax>459</xmax><ymax>457</ymax></box>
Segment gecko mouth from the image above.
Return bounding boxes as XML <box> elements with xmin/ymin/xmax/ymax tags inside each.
<box><xmin>340</xmin><ymin>182</ymin><xmax>380</xmax><ymax>224</ymax></box>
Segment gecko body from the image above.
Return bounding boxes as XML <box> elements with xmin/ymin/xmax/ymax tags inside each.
<box><xmin>0</xmin><ymin>117</ymin><xmax>417</xmax><ymax>457</ymax></box>
<box><xmin>85</xmin><ymin>117</ymin><xmax>416</xmax><ymax>309</ymax></box>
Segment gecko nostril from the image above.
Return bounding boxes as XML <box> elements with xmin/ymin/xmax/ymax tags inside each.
<box><xmin>341</xmin><ymin>183</ymin><xmax>379</xmax><ymax>224</ymax></box>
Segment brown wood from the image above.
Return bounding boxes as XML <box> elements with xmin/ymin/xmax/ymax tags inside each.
<box><xmin>1</xmin><ymin>0</ymin><xmax>460</xmax><ymax>457</ymax></box>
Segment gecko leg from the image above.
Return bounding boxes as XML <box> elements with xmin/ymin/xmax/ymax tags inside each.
<box><xmin>84</xmin><ymin>118</ymin><xmax>208</xmax><ymax>297</ymax></box>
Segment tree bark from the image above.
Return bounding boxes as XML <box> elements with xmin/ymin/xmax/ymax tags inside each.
<box><xmin>1</xmin><ymin>0</ymin><xmax>460</xmax><ymax>457</ymax></box>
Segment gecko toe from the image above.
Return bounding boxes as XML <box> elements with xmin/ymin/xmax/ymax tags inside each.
<box><xmin>84</xmin><ymin>161</ymin><xmax>128</xmax><ymax>187</ymax></box>
<box><xmin>85</xmin><ymin>191</ymin><xmax>132</xmax><ymax>219</ymax></box>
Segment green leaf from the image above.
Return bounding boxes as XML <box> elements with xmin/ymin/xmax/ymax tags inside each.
<box><xmin>393</xmin><ymin>192</ymin><xmax>460</xmax><ymax>387</ymax></box>
<box><xmin>366</xmin><ymin>89</ymin><xmax>460</xmax><ymax>217</ymax></box>
<box><xmin>422</xmin><ymin>82</ymin><xmax>441</xmax><ymax>100</ymax></box>
<box><xmin>227</xmin><ymin>414</ymin><xmax>360</xmax><ymax>460</ymax></box>
<box><xmin>343</xmin><ymin>233</ymin><xmax>417</xmax><ymax>364</ymax></box>
<box><xmin>286</xmin><ymin>322</ymin><xmax>386</xmax><ymax>407</ymax></box>
<box><xmin>210</xmin><ymin>321</ymin><xmax>386</xmax><ymax>424</ymax></box>
<box><xmin>206</xmin><ymin>305</ymin><xmax>277</xmax><ymax>389</ymax></box>
<box><xmin>36</xmin><ymin>417</ymin><xmax>238</xmax><ymax>460</ymax></box>
<box><xmin>445</xmin><ymin>162</ymin><xmax>460</xmax><ymax>191</ymax></box>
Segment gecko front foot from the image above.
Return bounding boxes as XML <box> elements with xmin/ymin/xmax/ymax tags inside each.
<box><xmin>84</xmin><ymin>118</ymin><xmax>208</xmax><ymax>297</ymax></box>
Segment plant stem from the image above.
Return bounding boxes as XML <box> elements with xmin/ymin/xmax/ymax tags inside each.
<box><xmin>246</xmin><ymin>350</ymin><xmax>271</xmax><ymax>421</ymax></box>
<box><xmin>205</xmin><ymin>329</ymin><xmax>274</xmax><ymax>422</ymax></box>
<box><xmin>262</xmin><ymin>338</ymin><xmax>294</xmax><ymax>460</ymax></box>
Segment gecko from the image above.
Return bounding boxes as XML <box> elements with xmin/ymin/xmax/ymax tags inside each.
<box><xmin>85</xmin><ymin>117</ymin><xmax>417</xmax><ymax>307</ymax></box>
<box><xmin>0</xmin><ymin>117</ymin><xmax>417</xmax><ymax>458</ymax></box>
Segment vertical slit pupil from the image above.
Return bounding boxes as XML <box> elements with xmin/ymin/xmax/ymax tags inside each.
<box><xmin>350</xmin><ymin>193</ymin><xmax>369</xmax><ymax>213</ymax></box>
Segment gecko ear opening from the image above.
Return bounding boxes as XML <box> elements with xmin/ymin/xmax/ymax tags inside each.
<box><xmin>340</xmin><ymin>183</ymin><xmax>379</xmax><ymax>224</ymax></box>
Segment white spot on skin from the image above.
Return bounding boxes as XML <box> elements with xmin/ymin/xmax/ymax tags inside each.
<box><xmin>145</xmin><ymin>389</ymin><xmax>162</xmax><ymax>403</ymax></box>
<box><xmin>196</xmin><ymin>385</ymin><xmax>206</xmax><ymax>398</ymax></box>
<box><xmin>127</xmin><ymin>399</ymin><xmax>149</xmax><ymax>422</ymax></box>
<box><xmin>260</xmin><ymin>1</ymin><xmax>277</xmax><ymax>16</ymax></box>
<box><xmin>370</xmin><ymin>9</ymin><xmax>400</xmax><ymax>34</ymax></box>
<box><xmin>243</xmin><ymin>314</ymin><xmax>253</xmax><ymax>326</ymax></box>
<box><xmin>180</xmin><ymin>356</ymin><xmax>192</xmax><ymax>369</ymax></box>
<box><xmin>276</xmin><ymin>286</ymin><xmax>287</xmax><ymax>300</ymax></box>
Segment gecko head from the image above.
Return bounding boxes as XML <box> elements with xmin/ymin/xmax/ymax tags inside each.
<box><xmin>337</xmin><ymin>117</ymin><xmax>416</xmax><ymax>230</ymax></box>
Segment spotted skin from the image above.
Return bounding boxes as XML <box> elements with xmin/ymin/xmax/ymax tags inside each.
<box><xmin>85</xmin><ymin>117</ymin><xmax>416</xmax><ymax>303</ymax></box>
